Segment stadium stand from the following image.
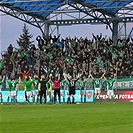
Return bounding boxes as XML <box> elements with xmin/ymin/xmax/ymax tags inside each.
<box><xmin>0</xmin><ymin>34</ymin><xmax>133</xmax><ymax>90</ymax></box>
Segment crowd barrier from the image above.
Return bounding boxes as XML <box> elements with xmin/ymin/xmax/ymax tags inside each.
<box><xmin>1</xmin><ymin>90</ymin><xmax>94</xmax><ymax>103</ymax></box>
<box><xmin>3</xmin><ymin>78</ymin><xmax>133</xmax><ymax>91</ymax></box>
<box><xmin>1</xmin><ymin>90</ymin><xmax>133</xmax><ymax>103</ymax></box>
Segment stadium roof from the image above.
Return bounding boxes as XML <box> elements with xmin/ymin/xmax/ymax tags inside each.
<box><xmin>0</xmin><ymin>0</ymin><xmax>132</xmax><ymax>20</ymax></box>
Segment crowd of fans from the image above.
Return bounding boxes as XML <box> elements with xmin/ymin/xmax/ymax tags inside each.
<box><xmin>0</xmin><ymin>33</ymin><xmax>133</xmax><ymax>84</ymax></box>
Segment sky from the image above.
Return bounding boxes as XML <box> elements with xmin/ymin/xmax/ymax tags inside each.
<box><xmin>0</xmin><ymin>13</ymin><xmax>113</xmax><ymax>52</ymax></box>
<box><xmin>0</xmin><ymin>11</ymin><xmax>132</xmax><ymax>56</ymax></box>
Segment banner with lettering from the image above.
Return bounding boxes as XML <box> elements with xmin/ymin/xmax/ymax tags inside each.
<box><xmin>114</xmin><ymin>78</ymin><xmax>133</xmax><ymax>89</ymax></box>
<box><xmin>101</xmin><ymin>91</ymin><xmax>133</xmax><ymax>102</ymax></box>
<box><xmin>1</xmin><ymin>90</ymin><xmax>94</xmax><ymax>103</ymax></box>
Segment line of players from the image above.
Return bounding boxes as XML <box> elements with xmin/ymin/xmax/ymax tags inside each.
<box><xmin>0</xmin><ymin>70</ymin><xmax>117</xmax><ymax>105</ymax></box>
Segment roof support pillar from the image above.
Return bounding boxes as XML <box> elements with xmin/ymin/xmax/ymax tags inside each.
<box><xmin>44</xmin><ymin>22</ymin><xmax>50</xmax><ymax>36</ymax></box>
<box><xmin>112</xmin><ymin>20</ymin><xmax>118</xmax><ymax>40</ymax></box>
<box><xmin>57</xmin><ymin>25</ymin><xmax>59</xmax><ymax>36</ymax></box>
<box><xmin>124</xmin><ymin>22</ymin><xmax>127</xmax><ymax>38</ymax></box>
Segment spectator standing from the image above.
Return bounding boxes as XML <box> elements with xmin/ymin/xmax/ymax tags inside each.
<box><xmin>7</xmin><ymin>44</ymin><xmax>13</xmax><ymax>56</ymax></box>
<box><xmin>20</xmin><ymin>69</ymin><xmax>30</xmax><ymax>79</ymax></box>
<box><xmin>36</xmin><ymin>36</ymin><xmax>44</xmax><ymax>51</ymax></box>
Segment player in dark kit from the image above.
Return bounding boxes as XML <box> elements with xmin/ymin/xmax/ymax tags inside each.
<box><xmin>67</xmin><ymin>74</ymin><xmax>82</xmax><ymax>104</ymax></box>
<box><xmin>39</xmin><ymin>75</ymin><xmax>49</xmax><ymax>104</ymax></box>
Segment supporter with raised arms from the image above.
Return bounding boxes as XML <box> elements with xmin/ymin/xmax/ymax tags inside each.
<box><xmin>0</xmin><ymin>34</ymin><xmax>132</xmax><ymax>104</ymax></box>
<box><xmin>20</xmin><ymin>69</ymin><xmax>31</xmax><ymax>79</ymax></box>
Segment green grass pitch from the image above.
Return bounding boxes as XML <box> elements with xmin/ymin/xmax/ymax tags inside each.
<box><xmin>0</xmin><ymin>102</ymin><xmax>132</xmax><ymax>133</ymax></box>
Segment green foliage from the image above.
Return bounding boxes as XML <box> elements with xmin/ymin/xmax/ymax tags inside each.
<box><xmin>0</xmin><ymin>103</ymin><xmax>132</xmax><ymax>133</ymax></box>
<box><xmin>16</xmin><ymin>23</ymin><xmax>34</xmax><ymax>50</ymax></box>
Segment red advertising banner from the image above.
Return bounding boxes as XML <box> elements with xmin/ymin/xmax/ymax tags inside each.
<box><xmin>100</xmin><ymin>91</ymin><xmax>133</xmax><ymax>102</ymax></box>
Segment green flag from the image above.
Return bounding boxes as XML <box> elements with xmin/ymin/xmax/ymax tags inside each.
<box><xmin>0</xmin><ymin>60</ymin><xmax>4</xmax><ymax>69</ymax></box>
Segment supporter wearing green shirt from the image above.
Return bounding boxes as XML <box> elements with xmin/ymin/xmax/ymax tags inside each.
<box><xmin>18</xmin><ymin>49</ymin><xmax>28</xmax><ymax>60</ymax></box>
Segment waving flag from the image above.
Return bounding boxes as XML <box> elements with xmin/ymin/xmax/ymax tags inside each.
<box><xmin>0</xmin><ymin>60</ymin><xmax>4</xmax><ymax>69</ymax></box>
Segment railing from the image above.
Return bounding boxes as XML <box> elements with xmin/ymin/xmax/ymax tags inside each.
<box><xmin>3</xmin><ymin>76</ymin><xmax>132</xmax><ymax>91</ymax></box>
